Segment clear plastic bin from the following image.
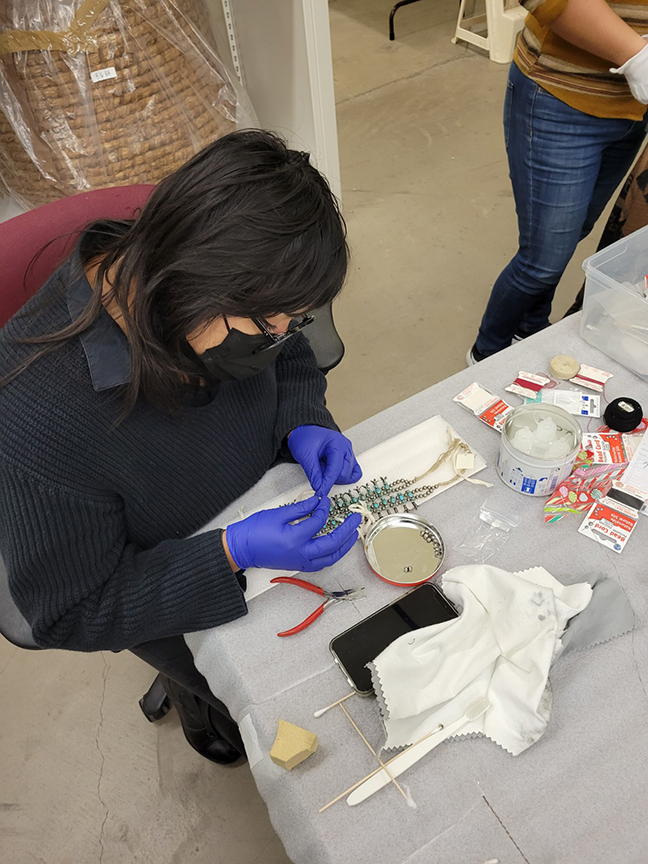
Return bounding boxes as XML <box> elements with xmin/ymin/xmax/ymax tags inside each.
<box><xmin>581</xmin><ymin>225</ymin><xmax>648</xmax><ymax>382</ymax></box>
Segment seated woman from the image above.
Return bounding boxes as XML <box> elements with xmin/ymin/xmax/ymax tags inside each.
<box><xmin>0</xmin><ymin>130</ymin><xmax>362</xmax><ymax>763</ymax></box>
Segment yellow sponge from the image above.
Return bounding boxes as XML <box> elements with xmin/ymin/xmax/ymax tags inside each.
<box><xmin>270</xmin><ymin>719</ymin><xmax>319</xmax><ymax>770</ymax></box>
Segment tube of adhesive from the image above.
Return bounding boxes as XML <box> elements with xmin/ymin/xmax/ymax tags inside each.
<box><xmin>525</xmin><ymin>389</ymin><xmax>601</xmax><ymax>418</ymax></box>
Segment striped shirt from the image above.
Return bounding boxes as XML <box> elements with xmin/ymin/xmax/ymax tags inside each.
<box><xmin>514</xmin><ymin>0</ymin><xmax>648</xmax><ymax>119</ymax></box>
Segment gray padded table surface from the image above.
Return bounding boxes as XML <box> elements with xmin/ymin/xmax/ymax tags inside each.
<box><xmin>186</xmin><ymin>315</ymin><xmax>648</xmax><ymax>864</ymax></box>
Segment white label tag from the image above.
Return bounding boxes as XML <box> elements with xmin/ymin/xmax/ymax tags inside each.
<box><xmin>90</xmin><ymin>66</ymin><xmax>117</xmax><ymax>83</ymax></box>
<box><xmin>455</xmin><ymin>451</ymin><xmax>475</xmax><ymax>471</ymax></box>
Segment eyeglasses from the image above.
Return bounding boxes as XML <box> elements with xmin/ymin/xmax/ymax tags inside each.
<box><xmin>251</xmin><ymin>314</ymin><xmax>315</xmax><ymax>353</ymax></box>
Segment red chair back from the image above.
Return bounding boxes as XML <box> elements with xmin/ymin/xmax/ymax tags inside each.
<box><xmin>0</xmin><ymin>185</ymin><xmax>154</xmax><ymax>326</ymax></box>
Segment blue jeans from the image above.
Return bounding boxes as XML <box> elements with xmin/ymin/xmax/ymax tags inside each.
<box><xmin>476</xmin><ymin>63</ymin><xmax>648</xmax><ymax>356</ymax></box>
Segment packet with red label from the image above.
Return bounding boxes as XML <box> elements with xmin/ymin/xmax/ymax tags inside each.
<box><xmin>578</xmin><ymin>488</ymin><xmax>642</xmax><ymax>553</ymax></box>
<box><xmin>454</xmin><ymin>382</ymin><xmax>513</xmax><ymax>432</ymax></box>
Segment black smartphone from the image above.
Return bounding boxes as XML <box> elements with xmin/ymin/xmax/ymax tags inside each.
<box><xmin>329</xmin><ymin>583</ymin><xmax>459</xmax><ymax>696</ymax></box>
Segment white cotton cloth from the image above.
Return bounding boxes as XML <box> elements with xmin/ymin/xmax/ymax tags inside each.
<box><xmin>369</xmin><ymin>565</ymin><xmax>592</xmax><ymax>755</ymax></box>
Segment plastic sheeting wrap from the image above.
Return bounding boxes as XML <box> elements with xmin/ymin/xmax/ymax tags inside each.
<box><xmin>0</xmin><ymin>0</ymin><xmax>255</xmax><ymax>208</ymax></box>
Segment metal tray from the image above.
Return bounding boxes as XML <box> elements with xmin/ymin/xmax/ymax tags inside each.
<box><xmin>363</xmin><ymin>513</ymin><xmax>445</xmax><ymax>587</ymax></box>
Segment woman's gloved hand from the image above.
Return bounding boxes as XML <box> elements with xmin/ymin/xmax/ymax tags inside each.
<box><xmin>288</xmin><ymin>426</ymin><xmax>363</xmax><ymax>496</ymax></box>
<box><xmin>224</xmin><ymin>496</ymin><xmax>361</xmax><ymax>572</ymax></box>
<box><xmin>611</xmin><ymin>36</ymin><xmax>648</xmax><ymax>103</ymax></box>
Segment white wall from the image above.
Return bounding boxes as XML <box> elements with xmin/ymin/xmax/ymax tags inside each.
<box><xmin>206</xmin><ymin>0</ymin><xmax>341</xmax><ymax>198</ymax></box>
<box><xmin>0</xmin><ymin>196</ymin><xmax>24</xmax><ymax>223</ymax></box>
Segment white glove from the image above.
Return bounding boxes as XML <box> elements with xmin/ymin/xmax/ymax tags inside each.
<box><xmin>611</xmin><ymin>36</ymin><xmax>648</xmax><ymax>104</ymax></box>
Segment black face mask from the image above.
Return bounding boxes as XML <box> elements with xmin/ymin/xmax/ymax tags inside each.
<box><xmin>196</xmin><ymin>325</ymin><xmax>284</xmax><ymax>383</ymax></box>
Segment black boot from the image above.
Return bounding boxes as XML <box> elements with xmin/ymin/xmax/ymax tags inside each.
<box><xmin>160</xmin><ymin>676</ymin><xmax>245</xmax><ymax>765</ymax></box>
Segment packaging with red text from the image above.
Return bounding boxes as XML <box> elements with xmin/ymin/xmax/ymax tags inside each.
<box><xmin>454</xmin><ymin>383</ymin><xmax>513</xmax><ymax>432</ymax></box>
<box><xmin>578</xmin><ymin>493</ymin><xmax>641</xmax><ymax>553</ymax></box>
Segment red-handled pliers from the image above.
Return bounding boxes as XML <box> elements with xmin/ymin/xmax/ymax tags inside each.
<box><xmin>270</xmin><ymin>576</ymin><xmax>365</xmax><ymax>637</ymax></box>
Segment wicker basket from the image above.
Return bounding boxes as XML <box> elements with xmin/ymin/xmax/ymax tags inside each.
<box><xmin>0</xmin><ymin>0</ymin><xmax>239</xmax><ymax>208</ymax></box>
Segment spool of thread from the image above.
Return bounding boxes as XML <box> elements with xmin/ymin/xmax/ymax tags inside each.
<box><xmin>603</xmin><ymin>397</ymin><xmax>643</xmax><ymax>433</ymax></box>
<box><xmin>550</xmin><ymin>355</ymin><xmax>580</xmax><ymax>380</ymax></box>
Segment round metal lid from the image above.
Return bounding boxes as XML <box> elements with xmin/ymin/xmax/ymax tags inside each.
<box><xmin>363</xmin><ymin>513</ymin><xmax>445</xmax><ymax>587</ymax></box>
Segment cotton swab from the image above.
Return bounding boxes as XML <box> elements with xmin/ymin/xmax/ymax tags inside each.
<box><xmin>338</xmin><ymin>702</ymin><xmax>415</xmax><ymax>809</ymax></box>
<box><xmin>313</xmin><ymin>692</ymin><xmax>355</xmax><ymax>718</ymax></box>
<box><xmin>319</xmin><ymin>724</ymin><xmax>443</xmax><ymax>813</ymax></box>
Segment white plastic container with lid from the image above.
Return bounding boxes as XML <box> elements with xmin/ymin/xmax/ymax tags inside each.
<box><xmin>581</xmin><ymin>224</ymin><xmax>648</xmax><ymax>381</ymax></box>
<box><xmin>497</xmin><ymin>403</ymin><xmax>582</xmax><ymax>497</ymax></box>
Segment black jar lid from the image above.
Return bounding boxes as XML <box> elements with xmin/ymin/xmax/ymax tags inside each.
<box><xmin>603</xmin><ymin>397</ymin><xmax>643</xmax><ymax>432</ymax></box>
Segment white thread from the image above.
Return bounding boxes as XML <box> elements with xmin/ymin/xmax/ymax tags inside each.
<box><xmin>452</xmin><ymin>448</ymin><xmax>493</xmax><ymax>488</ymax></box>
<box><xmin>411</xmin><ymin>428</ymin><xmax>491</xmax><ymax>490</ymax></box>
<box><xmin>550</xmin><ymin>354</ymin><xmax>580</xmax><ymax>380</ymax></box>
<box><xmin>348</xmin><ymin>501</ymin><xmax>378</xmax><ymax>539</ymax></box>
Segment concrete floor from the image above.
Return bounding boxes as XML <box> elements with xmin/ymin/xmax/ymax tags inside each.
<box><xmin>325</xmin><ymin>0</ymin><xmax>605</xmax><ymax>431</ymax></box>
<box><xmin>1</xmin><ymin>2</ymin><xmax>609</xmax><ymax>863</ymax></box>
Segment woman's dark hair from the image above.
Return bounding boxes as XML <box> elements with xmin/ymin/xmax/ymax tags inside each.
<box><xmin>5</xmin><ymin>129</ymin><xmax>348</xmax><ymax>415</ymax></box>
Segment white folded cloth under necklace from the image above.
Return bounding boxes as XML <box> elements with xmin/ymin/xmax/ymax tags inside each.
<box><xmin>369</xmin><ymin>565</ymin><xmax>592</xmax><ymax>755</ymax></box>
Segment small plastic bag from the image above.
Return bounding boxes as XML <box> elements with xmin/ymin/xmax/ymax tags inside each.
<box><xmin>455</xmin><ymin>498</ymin><xmax>519</xmax><ymax>564</ymax></box>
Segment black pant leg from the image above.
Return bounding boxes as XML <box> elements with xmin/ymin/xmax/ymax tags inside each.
<box><xmin>130</xmin><ymin>635</ymin><xmax>244</xmax><ymax>753</ymax></box>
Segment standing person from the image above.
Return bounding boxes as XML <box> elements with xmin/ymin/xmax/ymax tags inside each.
<box><xmin>0</xmin><ymin>130</ymin><xmax>362</xmax><ymax>762</ymax></box>
<box><xmin>564</xmin><ymin>140</ymin><xmax>648</xmax><ymax>315</ymax></box>
<box><xmin>468</xmin><ymin>0</ymin><xmax>648</xmax><ymax>364</ymax></box>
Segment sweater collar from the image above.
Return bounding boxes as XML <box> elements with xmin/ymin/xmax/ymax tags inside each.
<box><xmin>65</xmin><ymin>237</ymin><xmax>131</xmax><ymax>393</ymax></box>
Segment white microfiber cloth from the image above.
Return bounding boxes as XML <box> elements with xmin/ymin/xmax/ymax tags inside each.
<box><xmin>369</xmin><ymin>565</ymin><xmax>592</xmax><ymax>756</ymax></box>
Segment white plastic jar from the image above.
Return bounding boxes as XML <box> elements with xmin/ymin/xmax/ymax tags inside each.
<box><xmin>497</xmin><ymin>403</ymin><xmax>582</xmax><ymax>497</ymax></box>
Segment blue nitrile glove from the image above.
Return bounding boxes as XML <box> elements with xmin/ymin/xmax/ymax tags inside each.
<box><xmin>288</xmin><ymin>426</ymin><xmax>363</xmax><ymax>496</ymax></box>
<box><xmin>225</xmin><ymin>495</ymin><xmax>362</xmax><ymax>573</ymax></box>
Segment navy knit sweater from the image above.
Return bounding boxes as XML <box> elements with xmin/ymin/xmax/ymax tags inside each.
<box><xmin>0</xmin><ymin>242</ymin><xmax>335</xmax><ymax>652</ymax></box>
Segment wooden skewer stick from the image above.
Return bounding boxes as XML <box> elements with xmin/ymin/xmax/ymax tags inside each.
<box><xmin>319</xmin><ymin>724</ymin><xmax>443</xmax><ymax>813</ymax></box>
<box><xmin>313</xmin><ymin>692</ymin><xmax>355</xmax><ymax>718</ymax></box>
<box><xmin>338</xmin><ymin>702</ymin><xmax>410</xmax><ymax>806</ymax></box>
